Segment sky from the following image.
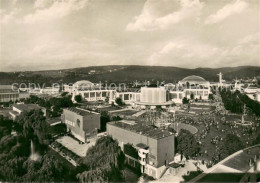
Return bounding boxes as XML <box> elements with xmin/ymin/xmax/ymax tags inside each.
<box><xmin>0</xmin><ymin>0</ymin><xmax>259</xmax><ymax>71</ymax></box>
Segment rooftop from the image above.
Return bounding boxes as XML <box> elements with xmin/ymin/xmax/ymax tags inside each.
<box><xmin>168</xmin><ymin>162</ymin><xmax>182</xmax><ymax>169</ymax></box>
<box><xmin>13</xmin><ymin>104</ymin><xmax>44</xmax><ymax>112</ymax></box>
<box><xmin>65</xmin><ymin>107</ymin><xmax>99</xmax><ymax>116</ymax></box>
<box><xmin>108</xmin><ymin>120</ymin><xmax>174</xmax><ymax>140</ymax></box>
<box><xmin>136</xmin><ymin>143</ymin><xmax>149</xmax><ymax>149</ymax></box>
<box><xmin>0</xmin><ymin>85</ymin><xmax>19</xmax><ymax>93</ymax></box>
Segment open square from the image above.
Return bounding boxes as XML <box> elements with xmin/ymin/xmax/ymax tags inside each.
<box><xmin>56</xmin><ymin>136</ymin><xmax>95</xmax><ymax>157</ymax></box>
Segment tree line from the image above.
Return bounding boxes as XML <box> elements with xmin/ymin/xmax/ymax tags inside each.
<box><xmin>219</xmin><ymin>89</ymin><xmax>260</xmax><ymax>116</ymax></box>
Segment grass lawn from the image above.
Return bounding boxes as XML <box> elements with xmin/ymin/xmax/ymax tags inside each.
<box><xmin>198</xmin><ymin>173</ymin><xmax>245</xmax><ymax>182</ymax></box>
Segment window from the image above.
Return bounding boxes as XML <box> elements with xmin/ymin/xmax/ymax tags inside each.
<box><xmin>77</xmin><ymin>119</ymin><xmax>80</xmax><ymax>127</ymax></box>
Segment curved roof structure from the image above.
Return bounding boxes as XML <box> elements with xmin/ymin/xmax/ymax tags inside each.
<box><xmin>73</xmin><ymin>80</ymin><xmax>94</xmax><ymax>90</ymax></box>
<box><xmin>73</xmin><ymin>80</ymin><xmax>94</xmax><ymax>86</ymax></box>
<box><xmin>181</xmin><ymin>75</ymin><xmax>206</xmax><ymax>83</ymax></box>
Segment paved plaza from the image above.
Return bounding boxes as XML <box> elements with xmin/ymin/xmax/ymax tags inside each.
<box><xmin>56</xmin><ymin>136</ymin><xmax>95</xmax><ymax>157</ymax></box>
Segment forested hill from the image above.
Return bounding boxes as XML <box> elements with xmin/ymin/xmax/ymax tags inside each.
<box><xmin>0</xmin><ymin>65</ymin><xmax>259</xmax><ymax>85</ymax></box>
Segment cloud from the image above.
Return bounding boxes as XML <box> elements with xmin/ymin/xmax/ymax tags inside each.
<box><xmin>149</xmin><ymin>39</ymin><xmax>219</xmax><ymax>66</ymax></box>
<box><xmin>126</xmin><ymin>0</ymin><xmax>204</xmax><ymax>31</ymax></box>
<box><xmin>205</xmin><ymin>0</ymin><xmax>248</xmax><ymax>24</ymax></box>
<box><xmin>0</xmin><ymin>9</ymin><xmax>18</xmax><ymax>24</ymax></box>
<box><xmin>238</xmin><ymin>32</ymin><xmax>260</xmax><ymax>45</ymax></box>
<box><xmin>22</xmin><ymin>0</ymin><xmax>88</xmax><ymax>24</ymax></box>
<box><xmin>34</xmin><ymin>0</ymin><xmax>53</xmax><ymax>9</ymax></box>
<box><xmin>149</xmin><ymin>35</ymin><xmax>259</xmax><ymax>67</ymax></box>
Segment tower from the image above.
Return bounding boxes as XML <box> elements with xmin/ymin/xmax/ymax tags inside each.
<box><xmin>217</xmin><ymin>72</ymin><xmax>223</xmax><ymax>86</ymax></box>
<box><xmin>234</xmin><ymin>78</ymin><xmax>241</xmax><ymax>91</ymax></box>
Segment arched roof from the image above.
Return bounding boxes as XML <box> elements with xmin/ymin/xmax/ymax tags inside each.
<box><xmin>181</xmin><ymin>75</ymin><xmax>207</xmax><ymax>83</ymax></box>
<box><xmin>73</xmin><ymin>80</ymin><xmax>94</xmax><ymax>88</ymax></box>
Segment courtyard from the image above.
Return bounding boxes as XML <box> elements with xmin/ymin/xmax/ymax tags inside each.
<box><xmin>56</xmin><ymin>135</ymin><xmax>96</xmax><ymax>157</ymax></box>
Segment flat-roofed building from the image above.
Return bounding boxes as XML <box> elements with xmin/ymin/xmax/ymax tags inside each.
<box><xmin>107</xmin><ymin>120</ymin><xmax>175</xmax><ymax>179</ymax></box>
<box><xmin>0</xmin><ymin>85</ymin><xmax>29</xmax><ymax>103</ymax></box>
<box><xmin>9</xmin><ymin>104</ymin><xmax>46</xmax><ymax>120</ymax></box>
<box><xmin>62</xmin><ymin>107</ymin><xmax>100</xmax><ymax>142</ymax></box>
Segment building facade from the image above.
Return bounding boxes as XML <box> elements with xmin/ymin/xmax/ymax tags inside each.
<box><xmin>62</xmin><ymin>107</ymin><xmax>100</xmax><ymax>142</ymax></box>
<box><xmin>140</xmin><ymin>86</ymin><xmax>166</xmax><ymax>104</ymax></box>
<box><xmin>116</xmin><ymin>91</ymin><xmax>141</xmax><ymax>104</ymax></box>
<box><xmin>9</xmin><ymin>104</ymin><xmax>46</xmax><ymax>120</ymax></box>
<box><xmin>170</xmin><ymin>75</ymin><xmax>211</xmax><ymax>103</ymax></box>
<box><xmin>0</xmin><ymin>85</ymin><xmax>29</xmax><ymax>103</ymax></box>
<box><xmin>107</xmin><ymin>120</ymin><xmax>175</xmax><ymax>179</ymax></box>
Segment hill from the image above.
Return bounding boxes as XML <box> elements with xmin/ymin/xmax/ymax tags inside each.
<box><xmin>0</xmin><ymin>65</ymin><xmax>259</xmax><ymax>86</ymax></box>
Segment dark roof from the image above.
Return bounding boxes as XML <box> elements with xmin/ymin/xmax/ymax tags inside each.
<box><xmin>108</xmin><ymin>121</ymin><xmax>174</xmax><ymax>140</ymax></box>
<box><xmin>65</xmin><ymin>107</ymin><xmax>99</xmax><ymax>116</ymax></box>
<box><xmin>46</xmin><ymin>117</ymin><xmax>61</xmax><ymax>124</ymax></box>
<box><xmin>13</xmin><ymin>104</ymin><xmax>43</xmax><ymax>112</ymax></box>
<box><xmin>136</xmin><ymin>143</ymin><xmax>149</xmax><ymax>149</ymax></box>
<box><xmin>168</xmin><ymin>162</ymin><xmax>182</xmax><ymax>168</ymax></box>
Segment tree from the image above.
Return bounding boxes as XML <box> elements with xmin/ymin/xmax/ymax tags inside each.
<box><xmin>111</xmin><ymin>116</ymin><xmax>122</xmax><ymax>121</ymax></box>
<box><xmin>182</xmin><ymin>97</ymin><xmax>189</xmax><ymax>104</ymax></box>
<box><xmin>77</xmin><ymin>136</ymin><xmax>125</xmax><ymax>182</ymax></box>
<box><xmin>47</xmin><ymin>123</ymin><xmax>67</xmax><ymax>137</ymax></box>
<box><xmin>190</xmin><ymin>93</ymin><xmax>194</xmax><ymax>100</ymax></box>
<box><xmin>0</xmin><ymin>115</ymin><xmax>13</xmax><ymax>139</ymax></box>
<box><xmin>74</xmin><ymin>95</ymin><xmax>82</xmax><ymax>103</ymax></box>
<box><xmin>219</xmin><ymin>134</ymin><xmax>244</xmax><ymax>160</ymax></box>
<box><xmin>100</xmin><ymin>111</ymin><xmax>110</xmax><ymax>132</ymax></box>
<box><xmin>61</xmin><ymin>92</ymin><xmax>68</xmax><ymax>97</ymax></box>
<box><xmin>115</xmin><ymin>97</ymin><xmax>124</xmax><ymax>106</ymax></box>
<box><xmin>105</xmin><ymin>96</ymin><xmax>109</xmax><ymax>103</ymax></box>
<box><xmin>252</xmin><ymin>134</ymin><xmax>260</xmax><ymax>145</ymax></box>
<box><xmin>177</xmin><ymin>129</ymin><xmax>200</xmax><ymax>158</ymax></box>
<box><xmin>208</xmin><ymin>94</ymin><xmax>214</xmax><ymax>100</ymax></box>
<box><xmin>16</xmin><ymin>110</ymin><xmax>49</xmax><ymax>145</ymax></box>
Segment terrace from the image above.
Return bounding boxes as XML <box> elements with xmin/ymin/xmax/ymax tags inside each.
<box><xmin>109</xmin><ymin>121</ymin><xmax>174</xmax><ymax>139</ymax></box>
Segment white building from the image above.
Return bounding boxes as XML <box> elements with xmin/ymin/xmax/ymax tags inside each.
<box><xmin>116</xmin><ymin>91</ymin><xmax>141</xmax><ymax>104</ymax></box>
<box><xmin>68</xmin><ymin>80</ymin><xmax>117</xmax><ymax>103</ymax></box>
<box><xmin>170</xmin><ymin>75</ymin><xmax>211</xmax><ymax>103</ymax></box>
<box><xmin>0</xmin><ymin>85</ymin><xmax>29</xmax><ymax>103</ymax></box>
<box><xmin>244</xmin><ymin>85</ymin><xmax>260</xmax><ymax>94</ymax></box>
<box><xmin>140</xmin><ymin>86</ymin><xmax>166</xmax><ymax>104</ymax></box>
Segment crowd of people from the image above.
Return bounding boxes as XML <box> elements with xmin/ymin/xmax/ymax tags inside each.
<box><xmin>173</xmin><ymin>97</ymin><xmax>259</xmax><ymax>167</ymax></box>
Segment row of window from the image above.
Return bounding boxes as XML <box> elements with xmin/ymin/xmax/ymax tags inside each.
<box><xmin>0</xmin><ymin>94</ymin><xmax>19</xmax><ymax>101</ymax></box>
<box><xmin>65</xmin><ymin>119</ymin><xmax>75</xmax><ymax>127</ymax></box>
<box><xmin>83</xmin><ymin>91</ymin><xmax>115</xmax><ymax>98</ymax></box>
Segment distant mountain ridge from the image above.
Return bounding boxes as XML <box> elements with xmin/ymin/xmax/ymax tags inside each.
<box><xmin>0</xmin><ymin>65</ymin><xmax>259</xmax><ymax>85</ymax></box>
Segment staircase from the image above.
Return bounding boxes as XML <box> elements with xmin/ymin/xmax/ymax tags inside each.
<box><xmin>159</xmin><ymin>166</ymin><xmax>169</xmax><ymax>179</ymax></box>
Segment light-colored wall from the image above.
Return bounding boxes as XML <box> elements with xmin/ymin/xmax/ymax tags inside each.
<box><xmin>63</xmin><ymin>109</ymin><xmax>100</xmax><ymax>142</ymax></box>
<box><xmin>107</xmin><ymin>123</ymin><xmax>175</xmax><ymax>168</ymax></box>
<box><xmin>140</xmin><ymin>87</ymin><xmax>166</xmax><ymax>104</ymax></box>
